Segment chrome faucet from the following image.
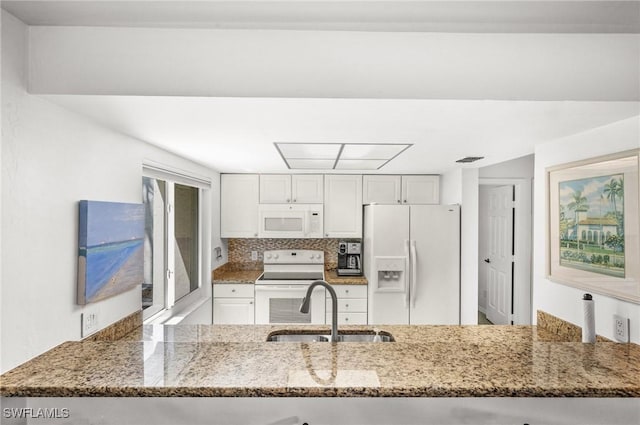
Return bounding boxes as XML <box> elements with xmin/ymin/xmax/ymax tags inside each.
<box><xmin>300</xmin><ymin>280</ymin><xmax>338</xmax><ymax>342</ymax></box>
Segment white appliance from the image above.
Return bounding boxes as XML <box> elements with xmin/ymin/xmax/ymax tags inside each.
<box><xmin>258</xmin><ymin>204</ymin><xmax>323</xmax><ymax>239</ymax></box>
<box><xmin>364</xmin><ymin>204</ymin><xmax>460</xmax><ymax>325</ymax></box>
<box><xmin>255</xmin><ymin>249</ymin><xmax>326</xmax><ymax>324</ymax></box>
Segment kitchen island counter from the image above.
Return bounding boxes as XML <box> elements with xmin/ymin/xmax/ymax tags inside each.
<box><xmin>1</xmin><ymin>325</ymin><xmax>639</xmax><ymax>398</ymax></box>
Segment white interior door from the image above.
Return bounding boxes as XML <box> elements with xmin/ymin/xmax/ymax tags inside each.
<box><xmin>486</xmin><ymin>186</ymin><xmax>513</xmax><ymax>325</ymax></box>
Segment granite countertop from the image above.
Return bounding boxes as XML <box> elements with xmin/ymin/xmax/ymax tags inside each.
<box><xmin>212</xmin><ymin>269</ymin><xmax>262</xmax><ymax>284</ymax></box>
<box><xmin>2</xmin><ymin>325</ymin><xmax>639</xmax><ymax>397</ymax></box>
<box><xmin>324</xmin><ymin>270</ymin><xmax>367</xmax><ymax>285</ymax></box>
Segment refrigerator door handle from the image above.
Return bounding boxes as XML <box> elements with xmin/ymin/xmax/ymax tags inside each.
<box><xmin>410</xmin><ymin>240</ymin><xmax>417</xmax><ymax>308</ymax></box>
<box><xmin>404</xmin><ymin>239</ymin><xmax>410</xmax><ymax>308</ymax></box>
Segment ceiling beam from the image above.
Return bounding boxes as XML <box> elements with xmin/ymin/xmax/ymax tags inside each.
<box><xmin>28</xmin><ymin>26</ymin><xmax>639</xmax><ymax>101</ymax></box>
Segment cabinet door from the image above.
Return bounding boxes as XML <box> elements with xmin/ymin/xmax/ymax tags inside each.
<box><xmin>260</xmin><ymin>175</ymin><xmax>291</xmax><ymax>203</ymax></box>
<box><xmin>213</xmin><ymin>298</ymin><xmax>255</xmax><ymax>324</ymax></box>
<box><xmin>291</xmin><ymin>175</ymin><xmax>323</xmax><ymax>204</ymax></box>
<box><xmin>221</xmin><ymin>174</ymin><xmax>259</xmax><ymax>237</ymax></box>
<box><xmin>362</xmin><ymin>175</ymin><xmax>401</xmax><ymax>204</ymax></box>
<box><xmin>401</xmin><ymin>175</ymin><xmax>440</xmax><ymax>204</ymax></box>
<box><xmin>324</xmin><ymin>175</ymin><xmax>363</xmax><ymax>238</ymax></box>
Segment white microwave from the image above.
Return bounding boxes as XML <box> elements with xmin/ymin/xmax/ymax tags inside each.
<box><xmin>258</xmin><ymin>204</ymin><xmax>323</xmax><ymax>238</ymax></box>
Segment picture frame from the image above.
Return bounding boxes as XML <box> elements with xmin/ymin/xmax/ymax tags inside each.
<box><xmin>547</xmin><ymin>149</ymin><xmax>640</xmax><ymax>304</ymax></box>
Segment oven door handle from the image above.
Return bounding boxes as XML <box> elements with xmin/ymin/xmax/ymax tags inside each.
<box><xmin>254</xmin><ymin>285</ymin><xmax>311</xmax><ymax>292</ymax></box>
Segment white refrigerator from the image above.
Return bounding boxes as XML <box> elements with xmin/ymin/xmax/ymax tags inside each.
<box><xmin>364</xmin><ymin>204</ymin><xmax>460</xmax><ymax>325</ymax></box>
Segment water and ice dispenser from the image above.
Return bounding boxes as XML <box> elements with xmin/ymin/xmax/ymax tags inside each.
<box><xmin>373</xmin><ymin>257</ymin><xmax>406</xmax><ymax>292</ymax></box>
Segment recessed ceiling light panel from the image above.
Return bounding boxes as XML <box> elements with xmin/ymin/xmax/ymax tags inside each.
<box><xmin>286</xmin><ymin>159</ymin><xmax>336</xmax><ymax>169</ymax></box>
<box><xmin>335</xmin><ymin>159</ymin><xmax>388</xmax><ymax>170</ymax></box>
<box><xmin>275</xmin><ymin>142</ymin><xmax>412</xmax><ymax>170</ymax></box>
<box><xmin>276</xmin><ymin>143</ymin><xmax>342</xmax><ymax>159</ymax></box>
<box><xmin>340</xmin><ymin>144</ymin><xmax>410</xmax><ymax>160</ymax></box>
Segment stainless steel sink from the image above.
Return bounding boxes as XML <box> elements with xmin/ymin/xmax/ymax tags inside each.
<box><xmin>266</xmin><ymin>330</ymin><xmax>394</xmax><ymax>342</ymax></box>
<box><xmin>266</xmin><ymin>334</ymin><xmax>330</xmax><ymax>342</ymax></box>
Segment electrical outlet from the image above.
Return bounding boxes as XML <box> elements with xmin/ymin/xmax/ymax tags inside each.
<box><xmin>251</xmin><ymin>251</ymin><xmax>258</xmax><ymax>261</ymax></box>
<box><xmin>214</xmin><ymin>246</ymin><xmax>222</xmax><ymax>259</ymax></box>
<box><xmin>81</xmin><ymin>312</ymin><xmax>100</xmax><ymax>338</ymax></box>
<box><xmin>613</xmin><ymin>314</ymin><xmax>629</xmax><ymax>343</ymax></box>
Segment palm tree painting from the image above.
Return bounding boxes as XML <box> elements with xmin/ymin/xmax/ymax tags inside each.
<box><xmin>558</xmin><ymin>174</ymin><xmax>624</xmax><ymax>278</ymax></box>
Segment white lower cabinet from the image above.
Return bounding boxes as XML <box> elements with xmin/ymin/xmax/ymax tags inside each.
<box><xmin>48</xmin><ymin>398</ymin><xmax>640</xmax><ymax>425</ymax></box>
<box><xmin>213</xmin><ymin>284</ymin><xmax>255</xmax><ymax>324</ymax></box>
<box><xmin>326</xmin><ymin>285</ymin><xmax>367</xmax><ymax>325</ymax></box>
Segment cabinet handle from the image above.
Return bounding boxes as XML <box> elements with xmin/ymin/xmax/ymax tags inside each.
<box><xmin>403</xmin><ymin>200</ymin><xmax>407</xmax><ymax>203</ymax></box>
<box><xmin>286</xmin><ymin>199</ymin><xmax>290</xmax><ymax>203</ymax></box>
<box><xmin>254</xmin><ymin>233</ymin><xmax>258</xmax><ymax>237</ymax></box>
<box><xmin>249</xmin><ymin>301</ymin><xmax>253</xmax><ymax>305</ymax></box>
<box><xmin>397</xmin><ymin>200</ymin><xmax>401</xmax><ymax>203</ymax></box>
<box><xmin>293</xmin><ymin>199</ymin><xmax>296</xmax><ymax>203</ymax></box>
<box><xmin>325</xmin><ymin>233</ymin><xmax>329</xmax><ymax>237</ymax></box>
<box><xmin>231</xmin><ymin>289</ymin><xmax>236</xmax><ymax>292</ymax></box>
<box><xmin>345</xmin><ymin>304</ymin><xmax>349</xmax><ymax>308</ymax></box>
<box><xmin>345</xmin><ymin>317</ymin><xmax>349</xmax><ymax>322</ymax></box>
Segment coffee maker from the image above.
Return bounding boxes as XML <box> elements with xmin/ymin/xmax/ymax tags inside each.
<box><xmin>337</xmin><ymin>241</ymin><xmax>362</xmax><ymax>276</ymax></box>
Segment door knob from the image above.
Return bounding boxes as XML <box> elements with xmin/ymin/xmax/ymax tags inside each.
<box><xmin>484</xmin><ymin>258</ymin><xmax>491</xmax><ymax>263</ymax></box>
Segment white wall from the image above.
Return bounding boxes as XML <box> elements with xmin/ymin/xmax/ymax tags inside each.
<box><xmin>479</xmin><ymin>154</ymin><xmax>535</xmax><ymax>179</ymax></box>
<box><xmin>440</xmin><ymin>168</ymin><xmax>462</xmax><ymax>205</ymax></box>
<box><xmin>1</xmin><ymin>12</ymin><xmax>221</xmax><ymax>372</ymax></box>
<box><xmin>533</xmin><ymin>116</ymin><xmax>640</xmax><ymax>343</ymax></box>
<box><xmin>441</xmin><ymin>167</ymin><xmax>479</xmax><ymax>324</ymax></box>
<box><xmin>460</xmin><ymin>168</ymin><xmax>479</xmax><ymax>324</ymax></box>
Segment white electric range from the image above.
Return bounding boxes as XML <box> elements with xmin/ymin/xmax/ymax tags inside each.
<box><xmin>254</xmin><ymin>249</ymin><xmax>326</xmax><ymax>324</ymax></box>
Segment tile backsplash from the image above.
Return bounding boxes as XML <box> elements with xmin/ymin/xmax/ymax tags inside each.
<box><xmin>227</xmin><ymin>238</ymin><xmax>356</xmax><ymax>270</ymax></box>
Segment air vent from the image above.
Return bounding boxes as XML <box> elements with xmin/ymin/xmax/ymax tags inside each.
<box><xmin>455</xmin><ymin>156</ymin><xmax>485</xmax><ymax>163</ymax></box>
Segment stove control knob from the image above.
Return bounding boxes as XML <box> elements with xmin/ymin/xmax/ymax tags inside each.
<box><xmin>309</xmin><ymin>254</ymin><xmax>314</xmax><ymax>259</ymax></box>
<box><xmin>316</xmin><ymin>254</ymin><xmax>322</xmax><ymax>259</ymax></box>
<box><xmin>274</xmin><ymin>254</ymin><xmax>279</xmax><ymax>259</ymax></box>
<box><xmin>266</xmin><ymin>254</ymin><xmax>272</xmax><ymax>260</ymax></box>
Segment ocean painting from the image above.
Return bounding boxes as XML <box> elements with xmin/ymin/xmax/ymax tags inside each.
<box><xmin>77</xmin><ymin>200</ymin><xmax>145</xmax><ymax>305</ymax></box>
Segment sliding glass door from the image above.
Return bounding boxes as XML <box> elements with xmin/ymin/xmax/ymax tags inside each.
<box><xmin>142</xmin><ymin>177</ymin><xmax>201</xmax><ymax>319</ymax></box>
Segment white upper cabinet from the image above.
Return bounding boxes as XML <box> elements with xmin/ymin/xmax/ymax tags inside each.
<box><xmin>260</xmin><ymin>174</ymin><xmax>323</xmax><ymax>204</ymax></box>
<box><xmin>362</xmin><ymin>175</ymin><xmax>402</xmax><ymax>204</ymax></box>
<box><xmin>260</xmin><ymin>174</ymin><xmax>291</xmax><ymax>203</ymax></box>
<box><xmin>324</xmin><ymin>175</ymin><xmax>363</xmax><ymax>238</ymax></box>
<box><xmin>291</xmin><ymin>175</ymin><xmax>324</xmax><ymax>203</ymax></box>
<box><xmin>221</xmin><ymin>174</ymin><xmax>260</xmax><ymax>238</ymax></box>
<box><xmin>401</xmin><ymin>175</ymin><xmax>439</xmax><ymax>204</ymax></box>
<box><xmin>363</xmin><ymin>175</ymin><xmax>439</xmax><ymax>204</ymax></box>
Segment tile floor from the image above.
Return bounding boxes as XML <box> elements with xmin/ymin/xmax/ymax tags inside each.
<box><xmin>478</xmin><ymin>311</ymin><xmax>494</xmax><ymax>325</ymax></box>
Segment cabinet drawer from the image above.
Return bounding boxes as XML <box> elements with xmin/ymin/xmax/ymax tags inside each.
<box><xmin>326</xmin><ymin>312</ymin><xmax>368</xmax><ymax>325</ymax></box>
<box><xmin>328</xmin><ymin>285</ymin><xmax>367</xmax><ymax>299</ymax></box>
<box><xmin>213</xmin><ymin>284</ymin><xmax>254</xmax><ymax>298</ymax></box>
<box><xmin>326</xmin><ymin>298</ymin><xmax>367</xmax><ymax>313</ymax></box>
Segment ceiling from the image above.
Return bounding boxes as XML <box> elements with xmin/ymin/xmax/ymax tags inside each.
<box><xmin>5</xmin><ymin>1</ymin><xmax>640</xmax><ymax>174</ymax></box>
